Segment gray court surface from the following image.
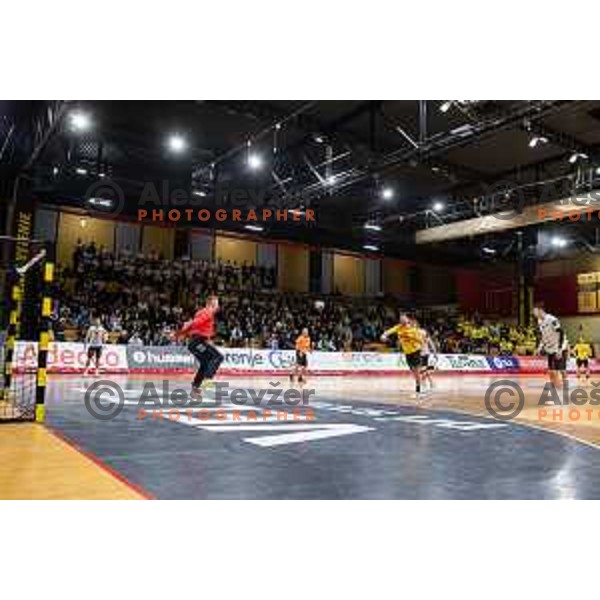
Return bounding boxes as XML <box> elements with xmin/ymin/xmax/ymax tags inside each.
<box><xmin>45</xmin><ymin>376</ymin><xmax>600</xmax><ymax>499</ymax></box>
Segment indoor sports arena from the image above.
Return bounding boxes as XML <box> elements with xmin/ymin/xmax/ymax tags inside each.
<box><xmin>4</xmin><ymin>100</ymin><xmax>600</xmax><ymax>499</ymax></box>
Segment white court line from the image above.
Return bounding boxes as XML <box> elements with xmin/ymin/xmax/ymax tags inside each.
<box><xmin>245</xmin><ymin>424</ymin><xmax>375</xmax><ymax>447</ymax></box>
<box><xmin>439</xmin><ymin>406</ymin><xmax>600</xmax><ymax>452</ymax></box>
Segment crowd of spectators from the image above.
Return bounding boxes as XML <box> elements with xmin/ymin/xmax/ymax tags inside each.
<box><xmin>53</xmin><ymin>241</ymin><xmax>540</xmax><ymax>355</ymax></box>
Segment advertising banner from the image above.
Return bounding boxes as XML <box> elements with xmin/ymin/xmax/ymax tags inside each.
<box><xmin>13</xmin><ymin>341</ymin><xmax>128</xmax><ymax>373</ymax></box>
<box><xmin>11</xmin><ymin>341</ymin><xmax>596</xmax><ymax>376</ymax></box>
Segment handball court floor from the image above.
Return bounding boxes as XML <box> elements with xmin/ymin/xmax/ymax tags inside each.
<box><xmin>4</xmin><ymin>372</ymin><xmax>600</xmax><ymax>499</ymax></box>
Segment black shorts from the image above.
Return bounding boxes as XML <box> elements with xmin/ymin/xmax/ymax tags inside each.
<box><xmin>87</xmin><ymin>346</ymin><xmax>102</xmax><ymax>361</ymax></box>
<box><xmin>421</xmin><ymin>355</ymin><xmax>435</xmax><ymax>370</ymax></box>
<box><xmin>548</xmin><ymin>352</ymin><xmax>566</xmax><ymax>371</ymax></box>
<box><xmin>296</xmin><ymin>351</ymin><xmax>308</xmax><ymax>368</ymax></box>
<box><xmin>405</xmin><ymin>351</ymin><xmax>422</xmax><ymax>370</ymax></box>
<box><xmin>576</xmin><ymin>358</ymin><xmax>589</xmax><ymax>368</ymax></box>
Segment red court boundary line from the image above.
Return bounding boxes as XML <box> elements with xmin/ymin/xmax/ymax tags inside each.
<box><xmin>42</xmin><ymin>368</ymin><xmax>600</xmax><ymax>376</ymax></box>
<box><xmin>45</xmin><ymin>425</ymin><xmax>156</xmax><ymax>500</ymax></box>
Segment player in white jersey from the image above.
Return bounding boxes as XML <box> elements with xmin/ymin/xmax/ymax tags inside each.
<box><xmin>84</xmin><ymin>318</ymin><xmax>107</xmax><ymax>376</ymax></box>
<box><xmin>533</xmin><ymin>303</ymin><xmax>565</xmax><ymax>387</ymax></box>
<box><xmin>419</xmin><ymin>326</ymin><xmax>438</xmax><ymax>391</ymax></box>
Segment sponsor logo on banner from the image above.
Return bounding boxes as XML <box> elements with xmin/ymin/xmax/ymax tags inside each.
<box><xmin>221</xmin><ymin>348</ymin><xmax>267</xmax><ymax>369</ymax></box>
<box><xmin>126</xmin><ymin>346</ymin><xmax>196</xmax><ymax>369</ymax></box>
<box><xmin>309</xmin><ymin>351</ymin><xmax>405</xmax><ymax>372</ymax></box>
<box><xmin>267</xmin><ymin>350</ymin><xmax>296</xmax><ymax>369</ymax></box>
<box><xmin>487</xmin><ymin>355</ymin><xmax>520</xmax><ymax>371</ymax></box>
<box><xmin>13</xmin><ymin>341</ymin><xmax>128</xmax><ymax>372</ymax></box>
<box><xmin>436</xmin><ymin>354</ymin><xmax>491</xmax><ymax>372</ymax></box>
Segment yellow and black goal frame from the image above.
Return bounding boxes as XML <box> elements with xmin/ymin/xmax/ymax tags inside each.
<box><xmin>0</xmin><ymin>236</ymin><xmax>54</xmax><ymax>423</ymax></box>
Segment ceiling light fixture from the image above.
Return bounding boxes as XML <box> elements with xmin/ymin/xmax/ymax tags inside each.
<box><xmin>88</xmin><ymin>198</ymin><xmax>112</xmax><ymax>208</ymax></box>
<box><xmin>69</xmin><ymin>111</ymin><xmax>91</xmax><ymax>132</ymax></box>
<box><xmin>168</xmin><ymin>134</ymin><xmax>187</xmax><ymax>153</ymax></box>
<box><xmin>529</xmin><ymin>136</ymin><xmax>548</xmax><ymax>148</ymax></box>
<box><xmin>381</xmin><ymin>187</ymin><xmax>394</xmax><ymax>200</ymax></box>
<box><xmin>569</xmin><ymin>152</ymin><xmax>589</xmax><ymax>164</ymax></box>
<box><xmin>247</xmin><ymin>153</ymin><xmax>263</xmax><ymax>170</ymax></box>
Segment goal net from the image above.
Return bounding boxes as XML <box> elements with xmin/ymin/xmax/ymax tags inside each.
<box><xmin>0</xmin><ymin>237</ymin><xmax>52</xmax><ymax>422</ymax></box>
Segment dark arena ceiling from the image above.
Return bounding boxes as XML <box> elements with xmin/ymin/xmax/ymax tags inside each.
<box><xmin>2</xmin><ymin>100</ymin><xmax>600</xmax><ymax>264</ymax></box>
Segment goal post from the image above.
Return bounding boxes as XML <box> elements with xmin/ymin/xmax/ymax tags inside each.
<box><xmin>0</xmin><ymin>236</ymin><xmax>54</xmax><ymax>423</ymax></box>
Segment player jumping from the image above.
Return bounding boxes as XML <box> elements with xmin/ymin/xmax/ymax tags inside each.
<box><xmin>291</xmin><ymin>327</ymin><xmax>311</xmax><ymax>384</ymax></box>
<box><xmin>83</xmin><ymin>318</ymin><xmax>107</xmax><ymax>376</ymax></box>
<box><xmin>381</xmin><ymin>313</ymin><xmax>425</xmax><ymax>398</ymax></box>
<box><xmin>175</xmin><ymin>295</ymin><xmax>223</xmax><ymax>399</ymax></box>
<box><xmin>533</xmin><ymin>302</ymin><xmax>565</xmax><ymax>388</ymax></box>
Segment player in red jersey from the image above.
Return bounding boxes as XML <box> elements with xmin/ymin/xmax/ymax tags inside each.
<box><xmin>175</xmin><ymin>295</ymin><xmax>223</xmax><ymax>398</ymax></box>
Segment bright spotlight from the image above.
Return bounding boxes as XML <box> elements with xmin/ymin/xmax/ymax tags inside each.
<box><xmin>440</xmin><ymin>101</ymin><xmax>452</xmax><ymax>113</ymax></box>
<box><xmin>363</xmin><ymin>244</ymin><xmax>379</xmax><ymax>252</ymax></box>
<box><xmin>88</xmin><ymin>197</ymin><xmax>113</xmax><ymax>208</ymax></box>
<box><xmin>381</xmin><ymin>187</ymin><xmax>394</xmax><ymax>200</ymax></box>
<box><xmin>529</xmin><ymin>136</ymin><xmax>548</xmax><ymax>148</ymax></box>
<box><xmin>69</xmin><ymin>111</ymin><xmax>91</xmax><ymax>132</ymax></box>
<box><xmin>247</xmin><ymin>153</ymin><xmax>263</xmax><ymax>170</ymax></box>
<box><xmin>168</xmin><ymin>134</ymin><xmax>187</xmax><ymax>153</ymax></box>
<box><xmin>364</xmin><ymin>223</ymin><xmax>382</xmax><ymax>232</ymax></box>
<box><xmin>569</xmin><ymin>152</ymin><xmax>589</xmax><ymax>164</ymax></box>
<box><xmin>325</xmin><ymin>175</ymin><xmax>336</xmax><ymax>186</ymax></box>
<box><xmin>551</xmin><ymin>236</ymin><xmax>567</xmax><ymax>248</ymax></box>
<box><xmin>245</xmin><ymin>224</ymin><xmax>264</xmax><ymax>232</ymax></box>
<box><xmin>433</xmin><ymin>201</ymin><xmax>445</xmax><ymax>212</ymax></box>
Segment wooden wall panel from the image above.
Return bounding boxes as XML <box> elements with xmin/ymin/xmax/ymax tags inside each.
<box><xmin>333</xmin><ymin>253</ymin><xmax>365</xmax><ymax>296</ymax></box>
<box><xmin>382</xmin><ymin>258</ymin><xmax>411</xmax><ymax>296</ymax></box>
<box><xmin>215</xmin><ymin>234</ymin><xmax>257</xmax><ymax>265</ymax></box>
<box><xmin>57</xmin><ymin>213</ymin><xmax>115</xmax><ymax>266</ymax></box>
<box><xmin>141</xmin><ymin>225</ymin><xmax>175</xmax><ymax>260</ymax></box>
<box><xmin>278</xmin><ymin>244</ymin><xmax>309</xmax><ymax>292</ymax></box>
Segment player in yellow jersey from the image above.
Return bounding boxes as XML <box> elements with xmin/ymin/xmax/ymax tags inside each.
<box><xmin>381</xmin><ymin>313</ymin><xmax>425</xmax><ymax>397</ymax></box>
<box><xmin>572</xmin><ymin>337</ymin><xmax>593</xmax><ymax>383</ymax></box>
